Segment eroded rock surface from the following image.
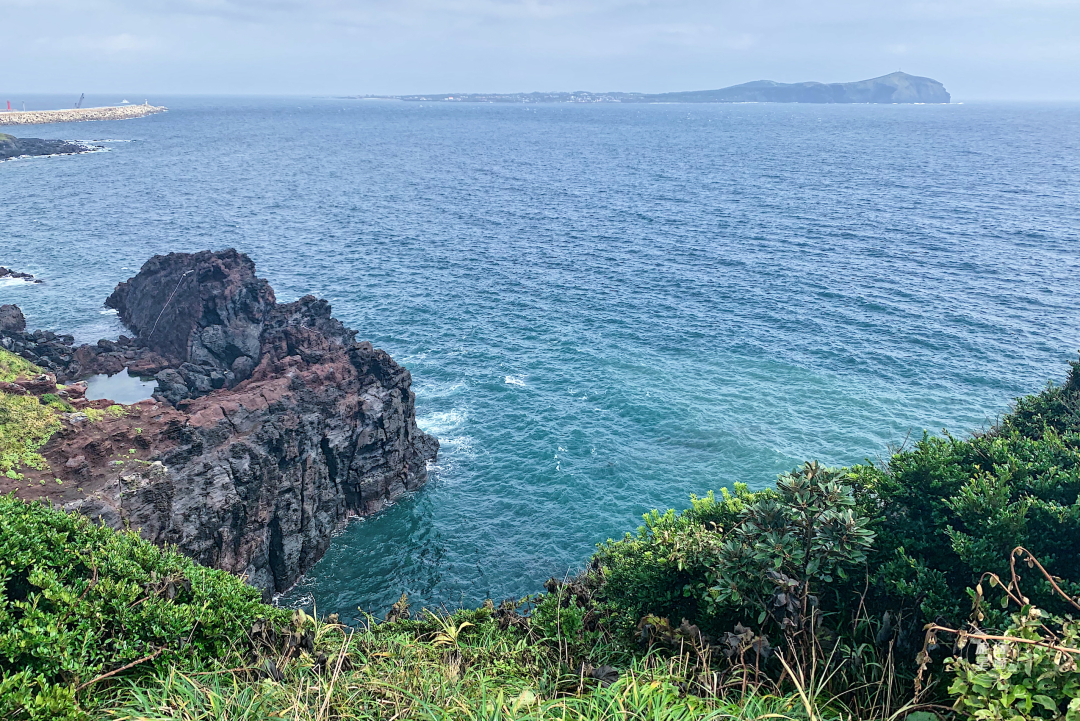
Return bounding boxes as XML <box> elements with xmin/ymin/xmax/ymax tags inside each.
<box><xmin>0</xmin><ymin>304</ymin><xmax>25</xmax><ymax>332</ymax></box>
<box><xmin>0</xmin><ymin>250</ymin><xmax>438</xmax><ymax>598</ymax></box>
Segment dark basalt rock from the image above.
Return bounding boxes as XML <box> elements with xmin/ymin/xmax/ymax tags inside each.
<box><xmin>0</xmin><ymin>134</ymin><xmax>97</xmax><ymax>161</ymax></box>
<box><xmin>0</xmin><ymin>304</ymin><xmax>25</xmax><ymax>332</ymax></box>
<box><xmin>106</xmin><ymin>249</ymin><xmax>274</xmax><ymax>391</ymax></box>
<box><xmin>2</xmin><ymin>250</ymin><xmax>439</xmax><ymax>598</ymax></box>
<box><xmin>0</xmin><ymin>266</ymin><xmax>44</xmax><ymax>283</ymax></box>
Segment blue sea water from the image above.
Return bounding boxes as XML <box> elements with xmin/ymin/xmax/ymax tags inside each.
<box><xmin>2</xmin><ymin>97</ymin><xmax>1079</xmax><ymax>617</ymax></box>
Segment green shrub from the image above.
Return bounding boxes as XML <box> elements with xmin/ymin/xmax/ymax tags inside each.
<box><xmin>40</xmin><ymin>393</ymin><xmax>74</xmax><ymax>413</ymax></box>
<box><xmin>0</xmin><ymin>494</ymin><xmax>289</xmax><ymax>720</ymax></box>
<box><xmin>851</xmin><ymin>377</ymin><xmax>1080</xmax><ymax>621</ymax></box>
<box><xmin>596</xmin><ymin>464</ymin><xmax>874</xmax><ymax>642</ymax></box>
<box><xmin>923</xmin><ymin>548</ymin><xmax>1080</xmax><ymax>720</ymax></box>
<box><xmin>946</xmin><ymin>606</ymin><xmax>1080</xmax><ymax>720</ymax></box>
<box><xmin>594</xmin><ymin>485</ymin><xmax>759</xmax><ymax>630</ymax></box>
<box><xmin>704</xmin><ymin>462</ymin><xmax>874</xmax><ymax>630</ymax></box>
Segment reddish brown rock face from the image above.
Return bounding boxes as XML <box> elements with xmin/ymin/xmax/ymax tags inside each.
<box><xmin>1</xmin><ymin>250</ymin><xmax>438</xmax><ymax>598</ymax></box>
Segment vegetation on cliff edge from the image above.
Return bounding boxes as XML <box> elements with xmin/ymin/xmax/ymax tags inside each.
<box><xmin>1</xmin><ymin>352</ymin><xmax>1079</xmax><ymax>719</ymax></box>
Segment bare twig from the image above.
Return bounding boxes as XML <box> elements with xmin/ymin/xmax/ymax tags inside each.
<box><xmin>75</xmin><ymin>647</ymin><xmax>166</xmax><ymax>692</ymax></box>
<box><xmin>1010</xmin><ymin>546</ymin><xmax>1080</xmax><ymax>612</ymax></box>
<box><xmin>924</xmin><ymin>624</ymin><xmax>1080</xmax><ymax>657</ymax></box>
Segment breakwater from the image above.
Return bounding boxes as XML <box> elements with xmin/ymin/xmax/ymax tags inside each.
<box><xmin>0</xmin><ymin>104</ymin><xmax>166</xmax><ymax>126</ymax></box>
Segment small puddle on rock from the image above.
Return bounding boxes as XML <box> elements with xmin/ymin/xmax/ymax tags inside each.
<box><xmin>83</xmin><ymin>368</ymin><xmax>158</xmax><ymax>404</ymax></box>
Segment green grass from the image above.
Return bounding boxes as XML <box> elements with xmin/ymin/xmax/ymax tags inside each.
<box><xmin>0</xmin><ymin>352</ymin><xmax>62</xmax><ymax>479</ymax></box>
<box><xmin>98</xmin><ymin>613</ymin><xmax>831</xmax><ymax>721</ymax></box>
<box><xmin>0</xmin><ymin>347</ymin><xmax>41</xmax><ymax>383</ymax></box>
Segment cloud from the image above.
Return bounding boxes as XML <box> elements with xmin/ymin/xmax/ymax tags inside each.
<box><xmin>2</xmin><ymin>0</ymin><xmax>1079</xmax><ymax>97</ymax></box>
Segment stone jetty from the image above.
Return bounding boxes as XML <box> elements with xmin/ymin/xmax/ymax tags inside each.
<box><xmin>0</xmin><ymin>104</ymin><xmax>166</xmax><ymax>126</ymax></box>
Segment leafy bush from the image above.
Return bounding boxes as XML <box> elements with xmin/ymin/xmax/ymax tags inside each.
<box><xmin>0</xmin><ymin>494</ymin><xmax>289</xmax><ymax>719</ymax></box>
<box><xmin>946</xmin><ymin>607</ymin><xmax>1080</xmax><ymax>720</ymax></box>
<box><xmin>921</xmin><ymin>547</ymin><xmax>1080</xmax><ymax>720</ymax></box>
<box><xmin>40</xmin><ymin>392</ymin><xmax>75</xmax><ymax>413</ymax></box>
<box><xmin>851</xmin><ymin>369</ymin><xmax>1080</xmax><ymax>621</ymax></box>
<box><xmin>594</xmin><ymin>484</ymin><xmax>758</xmax><ymax>630</ymax></box>
<box><xmin>704</xmin><ymin>462</ymin><xmax>874</xmax><ymax>630</ymax></box>
<box><xmin>596</xmin><ymin>464</ymin><xmax>874</xmax><ymax>642</ymax></box>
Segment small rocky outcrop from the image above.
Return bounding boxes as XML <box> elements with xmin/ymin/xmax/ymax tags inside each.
<box><xmin>0</xmin><ymin>266</ymin><xmax>43</xmax><ymax>283</ymax></box>
<box><xmin>0</xmin><ymin>250</ymin><xmax>438</xmax><ymax>598</ymax></box>
<box><xmin>0</xmin><ymin>134</ymin><xmax>97</xmax><ymax>161</ymax></box>
<box><xmin>106</xmin><ymin>250</ymin><xmax>276</xmax><ymax>398</ymax></box>
<box><xmin>0</xmin><ymin>304</ymin><xmax>25</xmax><ymax>332</ymax></box>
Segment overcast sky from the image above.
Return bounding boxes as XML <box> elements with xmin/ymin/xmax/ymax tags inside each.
<box><xmin>4</xmin><ymin>0</ymin><xmax>1080</xmax><ymax>99</ymax></box>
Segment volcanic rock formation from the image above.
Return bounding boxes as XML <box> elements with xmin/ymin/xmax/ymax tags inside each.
<box><xmin>0</xmin><ymin>304</ymin><xmax>25</xmax><ymax>332</ymax></box>
<box><xmin>0</xmin><ymin>250</ymin><xmax>438</xmax><ymax>597</ymax></box>
<box><xmin>0</xmin><ymin>134</ymin><xmax>97</xmax><ymax>161</ymax></box>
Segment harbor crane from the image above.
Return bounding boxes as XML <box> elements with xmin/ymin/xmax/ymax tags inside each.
<box><xmin>75</xmin><ymin>93</ymin><xmax>85</xmax><ymax>109</ymax></box>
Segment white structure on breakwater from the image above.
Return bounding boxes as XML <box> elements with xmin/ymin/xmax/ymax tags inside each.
<box><xmin>0</xmin><ymin>104</ymin><xmax>166</xmax><ymax>126</ymax></box>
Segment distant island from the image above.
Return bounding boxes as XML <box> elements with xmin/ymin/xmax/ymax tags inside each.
<box><xmin>377</xmin><ymin>72</ymin><xmax>950</xmax><ymax>105</ymax></box>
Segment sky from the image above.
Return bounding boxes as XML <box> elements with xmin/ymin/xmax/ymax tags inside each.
<box><xmin>4</xmin><ymin>0</ymin><xmax>1080</xmax><ymax>99</ymax></box>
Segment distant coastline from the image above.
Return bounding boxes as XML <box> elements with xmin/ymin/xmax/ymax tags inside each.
<box><xmin>0</xmin><ymin>104</ymin><xmax>166</xmax><ymax>126</ymax></box>
<box><xmin>362</xmin><ymin>71</ymin><xmax>950</xmax><ymax>105</ymax></box>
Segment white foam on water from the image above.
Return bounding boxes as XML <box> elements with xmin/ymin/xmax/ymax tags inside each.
<box><xmin>417</xmin><ymin>408</ymin><xmax>466</xmax><ymax>437</ymax></box>
<box><xmin>504</xmin><ymin>374</ymin><xmax>526</xmax><ymax>387</ymax></box>
<box><xmin>100</xmin><ymin>308</ymin><xmax>118</xmax><ymax>315</ymax></box>
<box><xmin>0</xmin><ymin>277</ymin><xmax>37</xmax><ymax>287</ymax></box>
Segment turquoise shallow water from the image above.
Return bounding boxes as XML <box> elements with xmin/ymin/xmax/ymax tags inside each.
<box><xmin>2</xmin><ymin>97</ymin><xmax>1079</xmax><ymax>617</ymax></box>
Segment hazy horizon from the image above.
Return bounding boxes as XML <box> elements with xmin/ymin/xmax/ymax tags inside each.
<box><xmin>4</xmin><ymin>0</ymin><xmax>1080</xmax><ymax>101</ymax></box>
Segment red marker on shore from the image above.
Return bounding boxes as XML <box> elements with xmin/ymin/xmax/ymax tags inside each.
<box><xmin>5</xmin><ymin>101</ymin><xmax>10</xmax><ymax>111</ymax></box>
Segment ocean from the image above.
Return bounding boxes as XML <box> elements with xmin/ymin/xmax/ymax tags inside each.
<box><xmin>2</xmin><ymin>96</ymin><xmax>1079</xmax><ymax>618</ymax></box>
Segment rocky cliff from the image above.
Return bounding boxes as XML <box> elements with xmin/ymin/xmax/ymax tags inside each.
<box><xmin>0</xmin><ymin>250</ymin><xmax>438</xmax><ymax>598</ymax></box>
